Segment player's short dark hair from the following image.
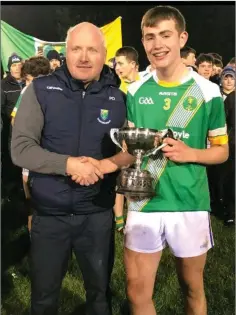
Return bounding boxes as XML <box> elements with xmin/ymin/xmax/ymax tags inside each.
<box><xmin>195</xmin><ymin>53</ymin><xmax>214</xmax><ymax>67</ymax></box>
<box><xmin>21</xmin><ymin>56</ymin><xmax>50</xmax><ymax>78</ymax></box>
<box><xmin>115</xmin><ymin>46</ymin><xmax>139</xmax><ymax>65</ymax></box>
<box><xmin>141</xmin><ymin>5</ymin><xmax>186</xmax><ymax>34</ymax></box>
<box><xmin>180</xmin><ymin>46</ymin><xmax>196</xmax><ymax>59</ymax></box>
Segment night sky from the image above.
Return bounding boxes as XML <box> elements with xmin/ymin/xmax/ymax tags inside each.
<box><xmin>1</xmin><ymin>2</ymin><xmax>235</xmax><ymax>69</ymax></box>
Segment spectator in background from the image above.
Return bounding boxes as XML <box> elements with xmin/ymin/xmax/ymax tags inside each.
<box><xmin>1</xmin><ymin>53</ymin><xmax>25</xmax><ymax>200</ymax></box>
<box><xmin>115</xmin><ymin>46</ymin><xmax>140</xmax><ymax>94</ymax></box>
<box><xmin>220</xmin><ymin>66</ymin><xmax>235</xmax><ymax>100</ymax></box>
<box><xmin>180</xmin><ymin>45</ymin><xmax>196</xmax><ymax>67</ymax></box>
<box><xmin>227</xmin><ymin>57</ymin><xmax>236</xmax><ymax>70</ymax></box>
<box><xmin>213</xmin><ymin>59</ymin><xmax>223</xmax><ymax>76</ymax></box>
<box><xmin>46</xmin><ymin>49</ymin><xmax>62</xmax><ymax>72</ymax></box>
<box><xmin>11</xmin><ymin>56</ymin><xmax>51</xmax><ymax>233</ymax></box>
<box><xmin>114</xmin><ymin>46</ymin><xmax>141</xmax><ymax>232</ymax></box>
<box><xmin>208</xmin><ymin>67</ymin><xmax>235</xmax><ymax>219</ymax></box>
<box><xmin>2</xmin><ymin>54</ymin><xmax>25</xmax><ymax>119</ymax></box>
<box><xmin>196</xmin><ymin>53</ymin><xmax>214</xmax><ymax>80</ymax></box>
<box><xmin>222</xmin><ymin>85</ymin><xmax>235</xmax><ymax>226</ymax></box>
<box><xmin>11</xmin><ymin>56</ymin><xmax>50</xmax><ymax>122</ymax></box>
<box><xmin>210</xmin><ymin>58</ymin><xmax>223</xmax><ymax>85</ymax></box>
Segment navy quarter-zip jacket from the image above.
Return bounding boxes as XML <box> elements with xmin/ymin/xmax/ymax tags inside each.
<box><xmin>11</xmin><ymin>64</ymin><xmax>127</xmax><ymax>215</ymax></box>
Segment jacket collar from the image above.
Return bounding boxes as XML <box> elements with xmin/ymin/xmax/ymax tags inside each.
<box><xmin>54</xmin><ymin>63</ymin><xmax>121</xmax><ymax>93</ymax></box>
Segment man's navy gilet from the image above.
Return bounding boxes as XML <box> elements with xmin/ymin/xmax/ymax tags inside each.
<box><xmin>30</xmin><ymin>65</ymin><xmax>126</xmax><ymax>215</ymax></box>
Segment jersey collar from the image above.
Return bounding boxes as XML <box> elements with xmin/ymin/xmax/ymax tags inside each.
<box><xmin>153</xmin><ymin>67</ymin><xmax>193</xmax><ymax>87</ymax></box>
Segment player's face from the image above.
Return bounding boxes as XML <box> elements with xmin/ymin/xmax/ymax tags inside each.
<box><xmin>142</xmin><ymin>19</ymin><xmax>188</xmax><ymax>71</ymax></box>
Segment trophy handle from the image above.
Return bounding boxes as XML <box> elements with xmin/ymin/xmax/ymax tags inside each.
<box><xmin>110</xmin><ymin>129</ymin><xmax>125</xmax><ymax>152</ymax></box>
<box><xmin>144</xmin><ymin>143</ymin><xmax>167</xmax><ymax>157</ymax></box>
<box><xmin>144</xmin><ymin>129</ymin><xmax>174</xmax><ymax>157</ymax></box>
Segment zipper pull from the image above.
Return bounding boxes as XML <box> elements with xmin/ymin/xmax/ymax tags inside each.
<box><xmin>82</xmin><ymin>91</ymin><xmax>86</xmax><ymax>98</ymax></box>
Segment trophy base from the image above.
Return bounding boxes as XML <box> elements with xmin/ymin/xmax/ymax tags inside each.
<box><xmin>116</xmin><ymin>168</ymin><xmax>156</xmax><ymax>200</ymax></box>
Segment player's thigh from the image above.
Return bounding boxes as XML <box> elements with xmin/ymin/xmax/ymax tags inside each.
<box><xmin>124</xmin><ymin>211</ymin><xmax>165</xmax><ymax>302</ymax></box>
<box><xmin>124</xmin><ymin>247</ymin><xmax>162</xmax><ymax>302</ymax></box>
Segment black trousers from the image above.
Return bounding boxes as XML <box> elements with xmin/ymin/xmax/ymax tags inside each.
<box><xmin>30</xmin><ymin>210</ymin><xmax>114</xmax><ymax>315</ymax></box>
<box><xmin>221</xmin><ymin>157</ymin><xmax>235</xmax><ymax>218</ymax></box>
<box><xmin>207</xmin><ymin>157</ymin><xmax>235</xmax><ymax>218</ymax></box>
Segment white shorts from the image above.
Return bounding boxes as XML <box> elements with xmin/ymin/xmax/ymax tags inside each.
<box><xmin>124</xmin><ymin>211</ymin><xmax>214</xmax><ymax>257</ymax></box>
<box><xmin>22</xmin><ymin>168</ymin><xmax>29</xmax><ymax>177</ymax></box>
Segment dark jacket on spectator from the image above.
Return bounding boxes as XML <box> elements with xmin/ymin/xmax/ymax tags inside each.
<box><xmin>1</xmin><ymin>73</ymin><xmax>25</xmax><ymax>118</ymax></box>
<box><xmin>224</xmin><ymin>90</ymin><xmax>235</xmax><ymax>157</ymax></box>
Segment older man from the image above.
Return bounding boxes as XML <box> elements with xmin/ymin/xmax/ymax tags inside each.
<box><xmin>11</xmin><ymin>22</ymin><xmax>126</xmax><ymax>315</ymax></box>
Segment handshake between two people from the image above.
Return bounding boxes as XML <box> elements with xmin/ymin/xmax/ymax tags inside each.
<box><xmin>66</xmin><ymin>156</ymin><xmax>106</xmax><ymax>186</ymax></box>
<box><xmin>66</xmin><ymin>152</ymin><xmax>136</xmax><ymax>186</ymax></box>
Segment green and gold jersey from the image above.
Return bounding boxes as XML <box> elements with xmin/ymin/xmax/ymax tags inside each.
<box><xmin>127</xmin><ymin>68</ymin><xmax>228</xmax><ymax>212</ymax></box>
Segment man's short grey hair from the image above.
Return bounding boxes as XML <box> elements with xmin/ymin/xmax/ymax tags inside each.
<box><xmin>65</xmin><ymin>24</ymin><xmax>106</xmax><ymax>48</ymax></box>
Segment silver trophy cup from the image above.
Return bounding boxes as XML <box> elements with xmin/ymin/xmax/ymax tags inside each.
<box><xmin>110</xmin><ymin>127</ymin><xmax>174</xmax><ymax>199</ymax></box>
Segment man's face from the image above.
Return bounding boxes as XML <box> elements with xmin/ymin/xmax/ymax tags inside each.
<box><xmin>142</xmin><ymin>19</ymin><xmax>188</xmax><ymax>71</ymax></box>
<box><xmin>222</xmin><ymin>75</ymin><xmax>235</xmax><ymax>92</ymax></box>
<box><xmin>66</xmin><ymin>25</ymin><xmax>106</xmax><ymax>82</ymax></box>
<box><xmin>115</xmin><ymin>56</ymin><xmax>136</xmax><ymax>80</ymax></box>
<box><xmin>10</xmin><ymin>62</ymin><xmax>22</xmax><ymax>80</ymax></box>
<box><xmin>183</xmin><ymin>52</ymin><xmax>196</xmax><ymax>67</ymax></box>
<box><xmin>197</xmin><ymin>62</ymin><xmax>213</xmax><ymax>80</ymax></box>
<box><xmin>50</xmin><ymin>59</ymin><xmax>61</xmax><ymax>71</ymax></box>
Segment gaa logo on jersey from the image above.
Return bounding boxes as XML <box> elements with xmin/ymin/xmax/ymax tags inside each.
<box><xmin>183</xmin><ymin>96</ymin><xmax>197</xmax><ymax>111</ymax></box>
<box><xmin>97</xmin><ymin>109</ymin><xmax>111</xmax><ymax>124</ymax></box>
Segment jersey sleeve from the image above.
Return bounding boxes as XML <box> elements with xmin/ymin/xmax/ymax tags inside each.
<box><xmin>208</xmin><ymin>96</ymin><xmax>228</xmax><ymax>145</ymax></box>
<box><xmin>126</xmin><ymin>91</ymin><xmax>135</xmax><ymax>127</ymax></box>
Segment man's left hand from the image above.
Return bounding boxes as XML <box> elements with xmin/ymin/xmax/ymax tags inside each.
<box><xmin>162</xmin><ymin>138</ymin><xmax>197</xmax><ymax>163</ymax></box>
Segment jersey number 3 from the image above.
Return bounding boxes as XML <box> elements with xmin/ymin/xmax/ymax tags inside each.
<box><xmin>163</xmin><ymin>98</ymin><xmax>171</xmax><ymax>111</ymax></box>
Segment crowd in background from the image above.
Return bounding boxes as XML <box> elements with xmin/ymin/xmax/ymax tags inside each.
<box><xmin>1</xmin><ymin>44</ymin><xmax>235</xmax><ymax>231</ymax></box>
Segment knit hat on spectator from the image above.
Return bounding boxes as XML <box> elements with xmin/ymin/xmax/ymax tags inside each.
<box><xmin>221</xmin><ymin>66</ymin><xmax>235</xmax><ymax>80</ymax></box>
<box><xmin>8</xmin><ymin>54</ymin><xmax>23</xmax><ymax>70</ymax></box>
<box><xmin>46</xmin><ymin>50</ymin><xmax>61</xmax><ymax>64</ymax></box>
